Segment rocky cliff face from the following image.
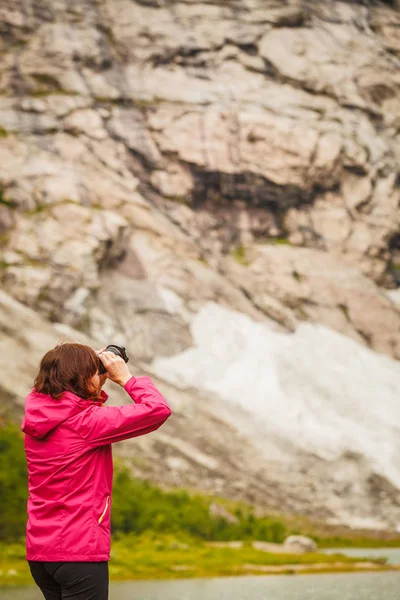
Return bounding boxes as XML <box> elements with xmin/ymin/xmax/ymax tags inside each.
<box><xmin>1</xmin><ymin>0</ymin><xmax>400</xmax><ymax>528</ymax></box>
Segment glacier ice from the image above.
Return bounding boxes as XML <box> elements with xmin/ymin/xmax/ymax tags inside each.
<box><xmin>152</xmin><ymin>302</ymin><xmax>400</xmax><ymax>489</ymax></box>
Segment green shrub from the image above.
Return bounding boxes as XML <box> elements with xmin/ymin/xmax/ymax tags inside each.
<box><xmin>111</xmin><ymin>466</ymin><xmax>286</xmax><ymax>542</ymax></box>
<box><xmin>0</xmin><ymin>423</ymin><xmax>27</xmax><ymax>540</ymax></box>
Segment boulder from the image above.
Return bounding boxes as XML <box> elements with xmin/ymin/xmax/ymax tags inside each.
<box><xmin>283</xmin><ymin>536</ymin><xmax>317</xmax><ymax>553</ymax></box>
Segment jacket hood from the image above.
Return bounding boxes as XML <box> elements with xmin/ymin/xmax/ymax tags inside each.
<box><xmin>22</xmin><ymin>389</ymin><xmax>108</xmax><ymax>439</ymax></box>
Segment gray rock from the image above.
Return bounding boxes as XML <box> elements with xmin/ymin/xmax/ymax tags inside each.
<box><xmin>283</xmin><ymin>536</ymin><xmax>317</xmax><ymax>553</ymax></box>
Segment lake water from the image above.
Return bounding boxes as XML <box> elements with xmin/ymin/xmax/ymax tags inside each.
<box><xmin>322</xmin><ymin>547</ymin><xmax>400</xmax><ymax>565</ymax></box>
<box><xmin>4</xmin><ymin>571</ymin><xmax>400</xmax><ymax>600</ymax></box>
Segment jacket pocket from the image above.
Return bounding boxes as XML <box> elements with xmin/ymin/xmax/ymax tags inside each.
<box><xmin>98</xmin><ymin>495</ymin><xmax>110</xmax><ymax>525</ymax></box>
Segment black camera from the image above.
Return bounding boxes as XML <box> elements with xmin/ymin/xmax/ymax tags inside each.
<box><xmin>98</xmin><ymin>345</ymin><xmax>129</xmax><ymax>375</ymax></box>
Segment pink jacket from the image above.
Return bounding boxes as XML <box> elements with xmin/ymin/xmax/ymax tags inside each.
<box><xmin>21</xmin><ymin>376</ymin><xmax>171</xmax><ymax>562</ymax></box>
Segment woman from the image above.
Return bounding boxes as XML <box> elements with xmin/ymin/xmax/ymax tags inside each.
<box><xmin>22</xmin><ymin>342</ymin><xmax>172</xmax><ymax>600</ymax></box>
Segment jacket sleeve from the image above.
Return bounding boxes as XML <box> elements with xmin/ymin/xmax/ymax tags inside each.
<box><xmin>79</xmin><ymin>376</ymin><xmax>172</xmax><ymax>447</ymax></box>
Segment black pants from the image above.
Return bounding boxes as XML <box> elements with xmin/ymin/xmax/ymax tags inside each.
<box><xmin>28</xmin><ymin>561</ymin><xmax>109</xmax><ymax>600</ymax></box>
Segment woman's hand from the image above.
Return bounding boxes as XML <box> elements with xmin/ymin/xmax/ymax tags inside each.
<box><xmin>98</xmin><ymin>351</ymin><xmax>132</xmax><ymax>387</ymax></box>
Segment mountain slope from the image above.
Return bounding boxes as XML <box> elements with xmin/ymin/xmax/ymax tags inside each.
<box><xmin>0</xmin><ymin>0</ymin><xmax>400</xmax><ymax>528</ymax></box>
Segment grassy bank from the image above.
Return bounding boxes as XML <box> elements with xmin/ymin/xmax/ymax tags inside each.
<box><xmin>0</xmin><ymin>534</ymin><xmax>396</xmax><ymax>587</ymax></box>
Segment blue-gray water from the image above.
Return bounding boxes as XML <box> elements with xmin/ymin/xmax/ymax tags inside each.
<box><xmin>3</xmin><ymin>549</ymin><xmax>400</xmax><ymax>600</ymax></box>
<box><xmin>322</xmin><ymin>547</ymin><xmax>400</xmax><ymax>565</ymax></box>
<box><xmin>3</xmin><ymin>572</ymin><xmax>400</xmax><ymax>600</ymax></box>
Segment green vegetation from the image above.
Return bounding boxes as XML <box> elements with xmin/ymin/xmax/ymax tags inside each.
<box><xmin>0</xmin><ymin>127</ymin><xmax>8</xmax><ymax>138</ymax></box>
<box><xmin>30</xmin><ymin>90</ymin><xmax>77</xmax><ymax>98</ymax></box>
<box><xmin>390</xmin><ymin>262</ymin><xmax>400</xmax><ymax>280</ymax></box>
<box><xmin>231</xmin><ymin>244</ymin><xmax>250</xmax><ymax>265</ymax></box>
<box><xmin>196</xmin><ymin>256</ymin><xmax>209</xmax><ymax>266</ymax></box>
<box><xmin>112</xmin><ymin>467</ymin><xmax>286</xmax><ymax>542</ymax></box>
<box><xmin>273</xmin><ymin>237</ymin><xmax>290</xmax><ymax>245</ymax></box>
<box><xmin>107</xmin><ymin>535</ymin><xmax>393</xmax><ymax>579</ymax></box>
<box><xmin>1</xmin><ymin>534</ymin><xmax>394</xmax><ymax>587</ymax></box>
<box><xmin>0</xmin><ymin>190</ymin><xmax>16</xmax><ymax>209</ymax></box>
<box><xmin>0</xmin><ymin>425</ymin><xmax>27</xmax><ymax>540</ymax></box>
<box><xmin>292</xmin><ymin>270</ymin><xmax>304</xmax><ymax>282</ymax></box>
<box><xmin>31</xmin><ymin>74</ymin><xmax>62</xmax><ymax>93</ymax></box>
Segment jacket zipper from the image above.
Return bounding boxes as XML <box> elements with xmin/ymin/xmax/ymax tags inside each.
<box><xmin>98</xmin><ymin>495</ymin><xmax>110</xmax><ymax>524</ymax></box>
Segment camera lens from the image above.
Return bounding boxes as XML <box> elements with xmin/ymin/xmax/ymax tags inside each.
<box><xmin>98</xmin><ymin>345</ymin><xmax>129</xmax><ymax>374</ymax></box>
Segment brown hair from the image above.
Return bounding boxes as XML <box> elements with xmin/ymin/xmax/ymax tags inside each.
<box><xmin>34</xmin><ymin>342</ymin><xmax>100</xmax><ymax>400</ymax></box>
